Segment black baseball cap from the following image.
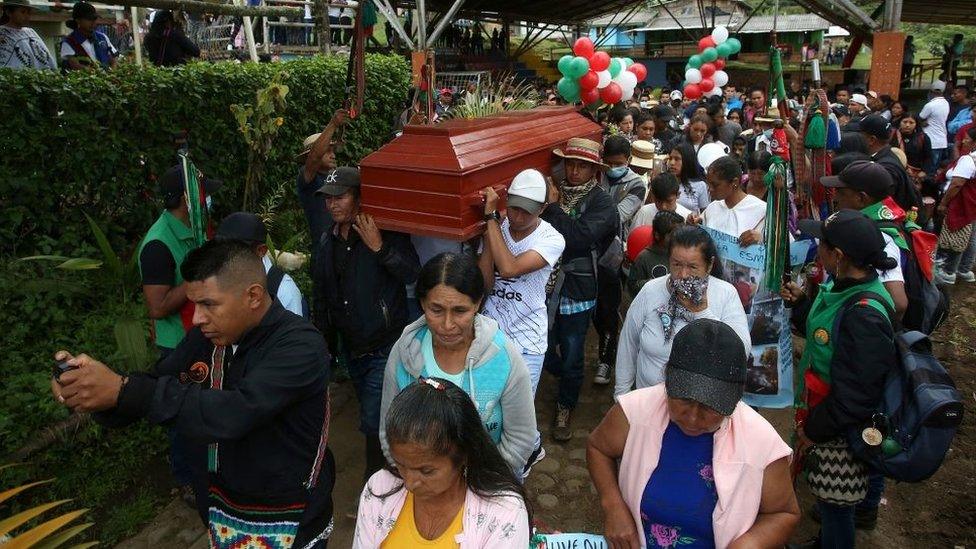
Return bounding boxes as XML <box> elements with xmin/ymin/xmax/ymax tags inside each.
<box><xmin>654</xmin><ymin>105</ymin><xmax>677</xmax><ymax>121</ymax></box>
<box><xmin>665</xmin><ymin>319</ymin><xmax>747</xmax><ymax>416</ymax></box>
<box><xmin>860</xmin><ymin>114</ymin><xmax>893</xmax><ymax>139</ymax></box>
<box><xmin>820</xmin><ymin>160</ymin><xmax>892</xmax><ymax>201</ymax></box>
<box><xmin>215</xmin><ymin>212</ymin><xmax>267</xmax><ymax>244</ymax></box>
<box><xmin>798</xmin><ymin>209</ymin><xmax>889</xmax><ymax>267</ymax></box>
<box><xmin>315</xmin><ymin>166</ymin><xmax>361</xmax><ymax>197</ymax></box>
<box><xmin>159</xmin><ymin>164</ymin><xmax>223</xmax><ymax>203</ymax></box>
<box><xmin>831</xmin><ymin>104</ymin><xmax>851</xmax><ymax>118</ymax></box>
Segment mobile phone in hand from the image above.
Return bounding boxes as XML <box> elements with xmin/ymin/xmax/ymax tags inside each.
<box><xmin>52</xmin><ymin>360</ymin><xmax>76</xmax><ymax>383</ymax></box>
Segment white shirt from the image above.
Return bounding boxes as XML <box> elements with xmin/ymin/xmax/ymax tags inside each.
<box><xmin>946</xmin><ymin>153</ymin><xmax>976</xmax><ymax>181</ymax></box>
<box><xmin>878</xmin><ymin>232</ymin><xmax>904</xmax><ymax>283</ymax></box>
<box><xmin>677</xmin><ymin>179</ymin><xmax>710</xmax><ymax>213</ymax></box>
<box><xmin>614</xmin><ymin>275</ymin><xmax>752</xmax><ymax>396</ymax></box>
<box><xmin>702</xmin><ymin>194</ymin><xmax>767</xmax><ymax>236</ymax></box>
<box><xmin>0</xmin><ymin>25</ymin><xmax>57</xmax><ymax>70</ymax></box>
<box><xmin>262</xmin><ymin>255</ymin><xmax>304</xmax><ymax>317</ymax></box>
<box><xmin>482</xmin><ymin>218</ymin><xmax>565</xmax><ymax>356</ymax></box>
<box><xmin>628</xmin><ymin>202</ymin><xmax>692</xmax><ymax>238</ymax></box>
<box><xmin>918</xmin><ymin>96</ymin><xmax>950</xmax><ymax>149</ymax></box>
<box><xmin>59</xmin><ymin>31</ymin><xmax>118</xmax><ymax>64</ymax></box>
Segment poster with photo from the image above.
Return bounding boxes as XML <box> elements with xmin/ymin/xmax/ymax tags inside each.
<box><xmin>702</xmin><ymin>227</ymin><xmax>813</xmax><ymax>408</ymax></box>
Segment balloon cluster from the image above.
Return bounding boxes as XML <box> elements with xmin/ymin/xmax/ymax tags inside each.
<box><xmin>681</xmin><ymin>26</ymin><xmax>741</xmax><ymax>101</ymax></box>
<box><xmin>556</xmin><ymin>37</ymin><xmax>649</xmax><ymax>107</ymax></box>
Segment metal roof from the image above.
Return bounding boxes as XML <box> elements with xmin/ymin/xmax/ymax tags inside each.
<box><xmin>629</xmin><ymin>13</ymin><xmax>830</xmax><ymax>34</ymax></box>
<box><xmin>400</xmin><ymin>0</ymin><xmax>646</xmax><ymax>26</ymax></box>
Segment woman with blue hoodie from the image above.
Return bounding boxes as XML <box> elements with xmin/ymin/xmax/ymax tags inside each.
<box><xmin>379</xmin><ymin>253</ymin><xmax>537</xmax><ymax>475</ymax></box>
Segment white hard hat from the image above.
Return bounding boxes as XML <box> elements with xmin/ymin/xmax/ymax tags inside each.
<box><xmin>507</xmin><ymin>169</ymin><xmax>547</xmax><ymax>213</ymax></box>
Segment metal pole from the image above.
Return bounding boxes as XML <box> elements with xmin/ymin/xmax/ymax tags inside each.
<box><xmin>416</xmin><ymin>0</ymin><xmax>426</xmax><ymax>49</ymax></box>
<box><xmin>373</xmin><ymin>0</ymin><xmax>414</xmax><ymax>49</ymax></box>
<box><xmin>427</xmin><ymin>0</ymin><xmax>465</xmax><ymax>46</ymax></box>
<box><xmin>130</xmin><ymin>5</ymin><xmax>142</xmax><ymax>66</ymax></box>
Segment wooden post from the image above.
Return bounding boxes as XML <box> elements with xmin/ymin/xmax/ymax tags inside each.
<box><xmin>130</xmin><ymin>6</ymin><xmax>142</xmax><ymax>66</ymax></box>
<box><xmin>236</xmin><ymin>0</ymin><xmax>259</xmax><ymax>62</ymax></box>
<box><xmin>869</xmin><ymin>31</ymin><xmax>906</xmax><ymax>99</ymax></box>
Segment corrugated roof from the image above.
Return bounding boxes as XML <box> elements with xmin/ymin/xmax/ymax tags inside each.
<box><xmin>629</xmin><ymin>13</ymin><xmax>830</xmax><ymax>34</ymax></box>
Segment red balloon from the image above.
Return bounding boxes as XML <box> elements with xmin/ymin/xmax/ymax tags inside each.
<box><xmin>684</xmin><ymin>83</ymin><xmax>702</xmax><ymax>100</ymax></box>
<box><xmin>581</xmin><ymin>86</ymin><xmax>600</xmax><ymax>105</ymax></box>
<box><xmin>573</xmin><ymin>37</ymin><xmax>595</xmax><ymax>59</ymax></box>
<box><xmin>714</xmin><ymin>58</ymin><xmax>726</xmax><ymax>70</ymax></box>
<box><xmin>627</xmin><ymin>62</ymin><xmax>648</xmax><ymax>82</ymax></box>
<box><xmin>699</xmin><ymin>78</ymin><xmax>715</xmax><ymax>92</ymax></box>
<box><xmin>600</xmin><ymin>81</ymin><xmax>623</xmax><ymax>104</ymax></box>
<box><xmin>699</xmin><ymin>63</ymin><xmax>716</xmax><ymax>78</ymax></box>
<box><xmin>626</xmin><ymin>225</ymin><xmax>654</xmax><ymax>263</ymax></box>
<box><xmin>698</xmin><ymin>36</ymin><xmax>716</xmax><ymax>52</ymax></box>
<box><xmin>590</xmin><ymin>51</ymin><xmax>611</xmax><ymax>72</ymax></box>
<box><xmin>579</xmin><ymin>70</ymin><xmax>599</xmax><ymax>90</ymax></box>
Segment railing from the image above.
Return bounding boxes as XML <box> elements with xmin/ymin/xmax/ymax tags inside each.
<box><xmin>905</xmin><ymin>56</ymin><xmax>975</xmax><ymax>89</ymax></box>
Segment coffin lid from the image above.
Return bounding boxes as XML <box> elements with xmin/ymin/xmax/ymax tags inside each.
<box><xmin>360</xmin><ymin>106</ymin><xmax>601</xmax><ymax>176</ymax></box>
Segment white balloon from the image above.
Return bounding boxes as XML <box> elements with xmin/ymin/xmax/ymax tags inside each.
<box><xmin>711</xmin><ymin>25</ymin><xmax>729</xmax><ymax>45</ymax></box>
<box><xmin>713</xmin><ymin>70</ymin><xmax>729</xmax><ymax>87</ymax></box>
<box><xmin>597</xmin><ymin>70</ymin><xmax>612</xmax><ymax>89</ymax></box>
<box><xmin>621</xmin><ymin>86</ymin><xmax>634</xmax><ymax>101</ymax></box>
<box><xmin>685</xmin><ymin>68</ymin><xmax>702</xmax><ymax>84</ymax></box>
<box><xmin>618</xmin><ymin>70</ymin><xmax>638</xmax><ymax>90</ymax></box>
<box><xmin>707</xmin><ymin>87</ymin><xmax>723</xmax><ymax>97</ymax></box>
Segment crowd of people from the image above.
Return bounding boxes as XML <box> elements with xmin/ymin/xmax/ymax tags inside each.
<box><xmin>28</xmin><ymin>16</ymin><xmax>971</xmax><ymax>543</ymax></box>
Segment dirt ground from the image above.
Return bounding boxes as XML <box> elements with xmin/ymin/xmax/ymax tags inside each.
<box><xmin>118</xmin><ymin>285</ymin><xmax>976</xmax><ymax>548</ymax></box>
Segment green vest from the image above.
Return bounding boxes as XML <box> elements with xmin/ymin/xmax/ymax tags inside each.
<box><xmin>138</xmin><ymin>210</ymin><xmax>197</xmax><ymax>349</ymax></box>
<box><xmin>795</xmin><ymin>277</ymin><xmax>893</xmax><ymax>409</ymax></box>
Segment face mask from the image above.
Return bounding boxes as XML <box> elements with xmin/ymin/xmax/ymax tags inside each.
<box><xmin>607</xmin><ymin>166</ymin><xmax>629</xmax><ymax>179</ymax></box>
<box><xmin>205</xmin><ymin>195</ymin><xmax>213</xmax><ymax>212</ymax></box>
<box><xmin>762</xmin><ymin>129</ymin><xmax>774</xmax><ymax>140</ymax></box>
<box><xmin>671</xmin><ymin>275</ymin><xmax>709</xmax><ymax>305</ymax></box>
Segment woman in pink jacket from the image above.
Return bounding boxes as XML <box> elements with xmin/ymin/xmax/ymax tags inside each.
<box><xmin>353</xmin><ymin>378</ymin><xmax>531</xmax><ymax>548</ymax></box>
<box><xmin>588</xmin><ymin>319</ymin><xmax>800</xmax><ymax>548</ymax></box>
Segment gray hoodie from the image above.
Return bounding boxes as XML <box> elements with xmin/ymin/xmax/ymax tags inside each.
<box><xmin>380</xmin><ymin>314</ymin><xmax>537</xmax><ymax>474</ymax></box>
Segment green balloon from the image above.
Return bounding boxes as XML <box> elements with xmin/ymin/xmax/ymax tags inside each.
<box><xmin>726</xmin><ymin>37</ymin><xmax>742</xmax><ymax>54</ymax></box>
<box><xmin>701</xmin><ymin>47</ymin><xmax>719</xmax><ymax>63</ymax></box>
<box><xmin>624</xmin><ymin>57</ymin><xmax>634</xmax><ymax>67</ymax></box>
<box><xmin>558</xmin><ymin>55</ymin><xmax>574</xmax><ymax>76</ymax></box>
<box><xmin>557</xmin><ymin>77</ymin><xmax>581</xmax><ymax>101</ymax></box>
<box><xmin>569</xmin><ymin>56</ymin><xmax>590</xmax><ymax>78</ymax></box>
<box><xmin>609</xmin><ymin>58</ymin><xmax>623</xmax><ymax>78</ymax></box>
<box><xmin>688</xmin><ymin>55</ymin><xmax>703</xmax><ymax>69</ymax></box>
<box><xmin>716</xmin><ymin>42</ymin><xmax>733</xmax><ymax>58</ymax></box>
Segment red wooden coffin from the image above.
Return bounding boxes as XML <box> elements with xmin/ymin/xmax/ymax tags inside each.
<box><xmin>359</xmin><ymin>106</ymin><xmax>602</xmax><ymax>241</ymax></box>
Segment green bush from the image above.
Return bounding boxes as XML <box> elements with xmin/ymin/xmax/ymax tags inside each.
<box><xmin>0</xmin><ymin>54</ymin><xmax>410</xmax><ymax>257</ymax></box>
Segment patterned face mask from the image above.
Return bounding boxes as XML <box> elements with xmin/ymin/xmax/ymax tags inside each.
<box><xmin>671</xmin><ymin>275</ymin><xmax>709</xmax><ymax>305</ymax></box>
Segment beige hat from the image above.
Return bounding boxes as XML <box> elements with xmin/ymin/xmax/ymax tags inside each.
<box><xmin>296</xmin><ymin>133</ymin><xmax>338</xmax><ymax>161</ymax></box>
<box><xmin>754</xmin><ymin>100</ymin><xmax>784</xmax><ymax>123</ymax></box>
<box><xmin>630</xmin><ymin>140</ymin><xmax>658</xmax><ymax>170</ymax></box>
<box><xmin>553</xmin><ymin>137</ymin><xmax>608</xmax><ymax>168</ymax></box>
<box><xmin>891</xmin><ymin>147</ymin><xmax>908</xmax><ymax>169</ymax></box>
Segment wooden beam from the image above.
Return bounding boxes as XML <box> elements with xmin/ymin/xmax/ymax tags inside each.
<box><xmin>96</xmin><ymin>0</ymin><xmax>304</xmax><ymax>18</ymax></box>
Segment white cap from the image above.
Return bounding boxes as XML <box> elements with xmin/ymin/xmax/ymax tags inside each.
<box><xmin>931</xmin><ymin>80</ymin><xmax>946</xmax><ymax>93</ymax></box>
<box><xmin>507</xmin><ymin>169</ymin><xmax>547</xmax><ymax>213</ymax></box>
<box><xmin>850</xmin><ymin>93</ymin><xmax>868</xmax><ymax>107</ymax></box>
<box><xmin>670</xmin><ymin>90</ymin><xmax>683</xmax><ymax>101</ymax></box>
<box><xmin>697</xmin><ymin>142</ymin><xmax>731</xmax><ymax>171</ymax></box>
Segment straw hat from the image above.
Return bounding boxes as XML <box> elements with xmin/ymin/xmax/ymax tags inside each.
<box><xmin>630</xmin><ymin>140</ymin><xmax>658</xmax><ymax>170</ymax></box>
<box><xmin>295</xmin><ymin>132</ymin><xmax>339</xmax><ymax>161</ymax></box>
<box><xmin>553</xmin><ymin>138</ymin><xmax>608</xmax><ymax>168</ymax></box>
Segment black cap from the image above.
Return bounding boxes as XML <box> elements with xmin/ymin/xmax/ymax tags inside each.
<box><xmin>215</xmin><ymin>212</ymin><xmax>267</xmax><ymax>244</ymax></box>
<box><xmin>315</xmin><ymin>166</ymin><xmax>361</xmax><ymax>197</ymax></box>
<box><xmin>653</xmin><ymin>105</ymin><xmax>677</xmax><ymax>121</ymax></box>
<box><xmin>665</xmin><ymin>319</ymin><xmax>746</xmax><ymax>416</ymax></box>
<box><xmin>860</xmin><ymin>114</ymin><xmax>892</xmax><ymax>139</ymax></box>
<box><xmin>798</xmin><ymin>209</ymin><xmax>891</xmax><ymax>268</ymax></box>
<box><xmin>831</xmin><ymin>104</ymin><xmax>850</xmax><ymax>118</ymax></box>
<box><xmin>158</xmin><ymin>164</ymin><xmax>223</xmax><ymax>203</ymax></box>
<box><xmin>820</xmin><ymin>160</ymin><xmax>892</xmax><ymax>201</ymax></box>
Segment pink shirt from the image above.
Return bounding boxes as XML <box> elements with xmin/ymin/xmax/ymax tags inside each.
<box><xmin>353</xmin><ymin>469</ymin><xmax>531</xmax><ymax>548</ymax></box>
<box><xmin>617</xmin><ymin>385</ymin><xmax>791</xmax><ymax>548</ymax></box>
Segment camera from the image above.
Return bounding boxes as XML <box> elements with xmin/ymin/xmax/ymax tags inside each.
<box><xmin>52</xmin><ymin>360</ymin><xmax>77</xmax><ymax>383</ymax></box>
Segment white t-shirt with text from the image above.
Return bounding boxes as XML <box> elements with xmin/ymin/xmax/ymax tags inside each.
<box><xmin>482</xmin><ymin>218</ymin><xmax>565</xmax><ymax>356</ymax></box>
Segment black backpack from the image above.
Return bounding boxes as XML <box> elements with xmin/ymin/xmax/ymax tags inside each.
<box><xmin>877</xmin><ymin>221</ymin><xmax>949</xmax><ymax>335</ymax></box>
<box><xmin>837</xmin><ymin>292</ymin><xmax>964</xmax><ymax>482</ymax></box>
<box><xmin>267</xmin><ymin>265</ymin><xmax>310</xmax><ymax>319</ymax></box>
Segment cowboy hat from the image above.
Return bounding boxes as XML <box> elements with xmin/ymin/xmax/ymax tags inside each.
<box><xmin>630</xmin><ymin>140</ymin><xmax>658</xmax><ymax>170</ymax></box>
<box><xmin>754</xmin><ymin>100</ymin><xmax>784</xmax><ymax>123</ymax></box>
<box><xmin>553</xmin><ymin>137</ymin><xmax>608</xmax><ymax>168</ymax></box>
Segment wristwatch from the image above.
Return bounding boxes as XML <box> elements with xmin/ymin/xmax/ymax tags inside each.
<box><xmin>484</xmin><ymin>210</ymin><xmax>501</xmax><ymax>222</ymax></box>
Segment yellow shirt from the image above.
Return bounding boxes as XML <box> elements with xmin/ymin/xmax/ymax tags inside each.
<box><xmin>380</xmin><ymin>492</ymin><xmax>464</xmax><ymax>548</ymax></box>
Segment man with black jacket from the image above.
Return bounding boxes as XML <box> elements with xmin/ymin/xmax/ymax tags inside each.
<box><xmin>543</xmin><ymin>138</ymin><xmax>619</xmax><ymax>442</ymax></box>
<box><xmin>861</xmin><ymin>114</ymin><xmax>922</xmax><ymax>212</ymax></box>
<box><xmin>52</xmin><ymin>240</ymin><xmax>335</xmax><ymax>547</ymax></box>
<box><xmin>310</xmin><ymin>166</ymin><xmax>420</xmax><ymax>481</ymax></box>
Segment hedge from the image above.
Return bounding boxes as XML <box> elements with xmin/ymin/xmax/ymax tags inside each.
<box><xmin>0</xmin><ymin>53</ymin><xmax>411</xmax><ymax>257</ymax></box>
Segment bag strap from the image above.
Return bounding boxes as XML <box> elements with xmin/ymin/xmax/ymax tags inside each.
<box><xmin>831</xmin><ymin>289</ymin><xmax>896</xmax><ymax>342</ymax></box>
<box><xmin>267</xmin><ymin>264</ymin><xmax>286</xmax><ymax>299</ymax></box>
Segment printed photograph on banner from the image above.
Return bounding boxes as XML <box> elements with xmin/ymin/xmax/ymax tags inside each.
<box><xmin>749</xmin><ymin>297</ymin><xmax>784</xmax><ymax>346</ymax></box>
<box><xmin>747</xmin><ymin>344</ymin><xmax>780</xmax><ymax>395</ymax></box>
